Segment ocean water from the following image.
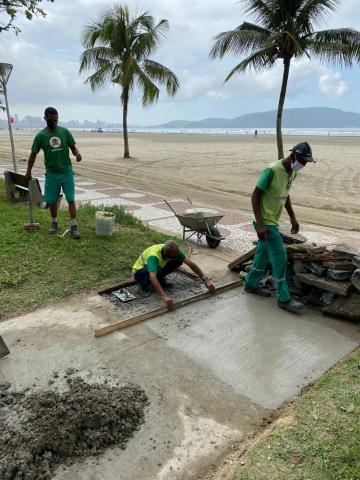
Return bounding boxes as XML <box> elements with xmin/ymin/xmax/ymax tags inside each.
<box><xmin>85</xmin><ymin>127</ymin><xmax>360</xmax><ymax>136</ymax></box>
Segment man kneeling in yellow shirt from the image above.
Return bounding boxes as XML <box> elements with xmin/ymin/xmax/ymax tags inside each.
<box><xmin>132</xmin><ymin>240</ymin><xmax>215</xmax><ymax>310</ymax></box>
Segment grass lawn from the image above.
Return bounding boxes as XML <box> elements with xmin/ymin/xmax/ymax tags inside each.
<box><xmin>0</xmin><ymin>180</ymin><xmax>169</xmax><ymax>320</ymax></box>
<box><xmin>233</xmin><ymin>347</ymin><xmax>360</xmax><ymax>480</ymax></box>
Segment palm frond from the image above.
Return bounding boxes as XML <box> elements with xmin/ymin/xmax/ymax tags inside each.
<box><xmin>84</xmin><ymin>63</ymin><xmax>113</xmax><ymax>92</ymax></box>
<box><xmin>142</xmin><ymin>59</ymin><xmax>180</xmax><ymax>96</ymax></box>
<box><xmin>112</xmin><ymin>57</ymin><xmax>136</xmax><ymax>89</ymax></box>
<box><xmin>225</xmin><ymin>46</ymin><xmax>278</xmax><ymax>80</ymax></box>
<box><xmin>238</xmin><ymin>0</ymin><xmax>275</xmax><ymax>29</ymax></box>
<box><xmin>81</xmin><ymin>21</ymin><xmax>106</xmax><ymax>48</ymax></box>
<box><xmin>308</xmin><ymin>28</ymin><xmax>360</xmax><ymax>65</ymax></box>
<box><xmin>79</xmin><ymin>46</ymin><xmax>114</xmax><ymax>73</ymax></box>
<box><xmin>131</xmin><ymin>19</ymin><xmax>169</xmax><ymax>58</ymax></box>
<box><xmin>210</xmin><ymin>22</ymin><xmax>271</xmax><ymax>58</ymax></box>
<box><xmin>79</xmin><ymin>5</ymin><xmax>178</xmax><ymax>104</ymax></box>
<box><xmin>311</xmin><ymin>28</ymin><xmax>360</xmax><ymax>46</ymax></box>
<box><xmin>133</xmin><ymin>63</ymin><xmax>160</xmax><ymax>106</ymax></box>
<box><xmin>297</xmin><ymin>0</ymin><xmax>339</xmax><ymax>29</ymax></box>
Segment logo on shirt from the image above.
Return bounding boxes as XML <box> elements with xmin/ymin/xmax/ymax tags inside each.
<box><xmin>50</xmin><ymin>137</ymin><xmax>62</xmax><ymax>148</ymax></box>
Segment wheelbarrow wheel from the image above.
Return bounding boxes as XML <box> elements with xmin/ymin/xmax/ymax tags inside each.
<box><xmin>206</xmin><ymin>227</ymin><xmax>221</xmax><ymax>249</ymax></box>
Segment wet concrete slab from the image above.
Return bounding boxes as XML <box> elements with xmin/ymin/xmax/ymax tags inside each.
<box><xmin>1</xmin><ymin>283</ymin><xmax>359</xmax><ymax>479</ymax></box>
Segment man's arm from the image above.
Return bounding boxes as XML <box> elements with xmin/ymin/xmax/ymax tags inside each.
<box><xmin>25</xmin><ymin>152</ymin><xmax>37</xmax><ymax>181</ymax></box>
<box><xmin>251</xmin><ymin>187</ymin><xmax>267</xmax><ymax>241</ymax></box>
<box><xmin>285</xmin><ymin>195</ymin><xmax>299</xmax><ymax>234</ymax></box>
<box><xmin>183</xmin><ymin>259</ymin><xmax>215</xmax><ymax>293</ymax></box>
<box><xmin>149</xmin><ymin>272</ymin><xmax>174</xmax><ymax>310</ymax></box>
<box><xmin>69</xmin><ymin>145</ymin><xmax>82</xmax><ymax>162</ymax></box>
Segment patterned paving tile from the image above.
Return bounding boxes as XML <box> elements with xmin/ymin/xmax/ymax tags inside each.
<box><xmin>89</xmin><ymin>198</ymin><xmax>139</xmax><ymax>207</ymax></box>
<box><xmin>120</xmin><ymin>192</ymin><xmax>146</xmax><ymax>198</ymax></box>
<box><xmin>122</xmin><ymin>205</ymin><xmax>142</xmax><ymax>213</ymax></box>
<box><xmin>127</xmin><ymin>194</ymin><xmax>173</xmax><ymax>205</ymax></box>
<box><xmin>77</xmin><ymin>181</ymin><xmax>97</xmax><ymax>187</ymax></box>
<box><xmin>2</xmin><ymin>159</ymin><xmax>360</xmax><ymax>254</ymax></box>
<box><xmin>96</xmin><ymin>188</ymin><xmax>133</xmax><ymax>197</ymax></box>
<box><xmin>91</xmin><ymin>182</ymin><xmax>124</xmax><ymax>190</ymax></box>
<box><xmin>133</xmin><ymin>205</ymin><xmax>174</xmax><ymax>221</ymax></box>
<box><xmin>75</xmin><ymin>191</ymin><xmax>110</xmax><ymax>202</ymax></box>
<box><xmin>149</xmin><ymin>217</ymin><xmax>183</xmax><ymax>236</ymax></box>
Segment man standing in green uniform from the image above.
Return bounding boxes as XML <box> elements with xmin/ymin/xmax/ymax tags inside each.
<box><xmin>133</xmin><ymin>240</ymin><xmax>215</xmax><ymax>310</ymax></box>
<box><xmin>25</xmin><ymin>107</ymin><xmax>82</xmax><ymax>239</ymax></box>
<box><xmin>245</xmin><ymin>142</ymin><xmax>316</xmax><ymax>312</ymax></box>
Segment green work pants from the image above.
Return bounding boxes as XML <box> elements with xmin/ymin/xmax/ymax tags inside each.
<box><xmin>245</xmin><ymin>224</ymin><xmax>291</xmax><ymax>303</ymax></box>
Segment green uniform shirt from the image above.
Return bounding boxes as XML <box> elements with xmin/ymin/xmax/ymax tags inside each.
<box><xmin>256</xmin><ymin>160</ymin><xmax>297</xmax><ymax>226</ymax></box>
<box><xmin>132</xmin><ymin>244</ymin><xmax>186</xmax><ymax>273</ymax></box>
<box><xmin>31</xmin><ymin>126</ymin><xmax>75</xmax><ymax>173</ymax></box>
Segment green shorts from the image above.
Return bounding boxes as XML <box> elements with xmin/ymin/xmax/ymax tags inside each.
<box><xmin>44</xmin><ymin>170</ymin><xmax>75</xmax><ymax>204</ymax></box>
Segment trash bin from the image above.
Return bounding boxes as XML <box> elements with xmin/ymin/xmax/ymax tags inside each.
<box><xmin>95</xmin><ymin>211</ymin><xmax>115</xmax><ymax>236</ymax></box>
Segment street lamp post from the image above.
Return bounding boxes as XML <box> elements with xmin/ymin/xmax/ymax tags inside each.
<box><xmin>0</xmin><ymin>63</ymin><xmax>17</xmax><ymax>173</ymax></box>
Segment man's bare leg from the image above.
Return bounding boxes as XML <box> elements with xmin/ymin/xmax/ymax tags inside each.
<box><xmin>48</xmin><ymin>204</ymin><xmax>58</xmax><ymax>234</ymax></box>
<box><xmin>68</xmin><ymin>201</ymin><xmax>80</xmax><ymax>239</ymax></box>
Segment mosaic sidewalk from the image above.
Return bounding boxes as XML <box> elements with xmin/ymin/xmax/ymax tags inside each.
<box><xmin>2</xmin><ymin>162</ymin><xmax>360</xmax><ymax>259</ymax></box>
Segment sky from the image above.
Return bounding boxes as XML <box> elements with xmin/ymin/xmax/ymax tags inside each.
<box><xmin>1</xmin><ymin>0</ymin><xmax>360</xmax><ymax>125</ymax></box>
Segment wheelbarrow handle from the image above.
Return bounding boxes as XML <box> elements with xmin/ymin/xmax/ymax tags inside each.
<box><xmin>164</xmin><ymin>200</ymin><xmax>178</xmax><ymax>215</ymax></box>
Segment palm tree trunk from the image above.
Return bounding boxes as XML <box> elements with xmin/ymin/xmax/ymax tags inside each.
<box><xmin>122</xmin><ymin>88</ymin><xmax>130</xmax><ymax>159</ymax></box>
<box><xmin>276</xmin><ymin>56</ymin><xmax>291</xmax><ymax>160</ymax></box>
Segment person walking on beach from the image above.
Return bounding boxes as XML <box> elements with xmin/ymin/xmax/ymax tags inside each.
<box><xmin>244</xmin><ymin>142</ymin><xmax>316</xmax><ymax>312</ymax></box>
<box><xmin>132</xmin><ymin>240</ymin><xmax>215</xmax><ymax>310</ymax></box>
<box><xmin>254</xmin><ymin>129</ymin><xmax>258</xmax><ymax>138</ymax></box>
<box><xmin>25</xmin><ymin>107</ymin><xmax>82</xmax><ymax>239</ymax></box>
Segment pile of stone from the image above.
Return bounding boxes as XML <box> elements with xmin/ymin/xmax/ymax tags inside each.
<box><xmin>0</xmin><ymin>377</ymin><xmax>148</xmax><ymax>480</ymax></box>
<box><xmin>230</xmin><ymin>242</ymin><xmax>360</xmax><ymax>321</ymax></box>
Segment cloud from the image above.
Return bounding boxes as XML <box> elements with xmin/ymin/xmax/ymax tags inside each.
<box><xmin>319</xmin><ymin>72</ymin><xmax>348</xmax><ymax>97</ymax></box>
<box><xmin>0</xmin><ymin>0</ymin><xmax>359</xmax><ymax>123</ymax></box>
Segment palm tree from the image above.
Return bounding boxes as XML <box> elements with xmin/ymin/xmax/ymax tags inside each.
<box><xmin>210</xmin><ymin>0</ymin><xmax>360</xmax><ymax>159</ymax></box>
<box><xmin>79</xmin><ymin>4</ymin><xmax>179</xmax><ymax>158</ymax></box>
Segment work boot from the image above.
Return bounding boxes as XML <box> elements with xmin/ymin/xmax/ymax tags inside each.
<box><xmin>244</xmin><ymin>285</ymin><xmax>271</xmax><ymax>297</ymax></box>
<box><xmin>278</xmin><ymin>298</ymin><xmax>304</xmax><ymax>313</ymax></box>
<box><xmin>70</xmin><ymin>225</ymin><xmax>81</xmax><ymax>239</ymax></box>
<box><xmin>137</xmin><ymin>285</ymin><xmax>153</xmax><ymax>298</ymax></box>
<box><xmin>48</xmin><ymin>221</ymin><xmax>58</xmax><ymax>234</ymax></box>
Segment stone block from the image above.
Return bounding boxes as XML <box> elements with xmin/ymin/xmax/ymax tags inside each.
<box><xmin>296</xmin><ymin>273</ymin><xmax>353</xmax><ymax>296</ymax></box>
<box><xmin>351</xmin><ymin>269</ymin><xmax>360</xmax><ymax>293</ymax></box>
<box><xmin>322</xmin><ymin>294</ymin><xmax>360</xmax><ymax>321</ymax></box>
<box><xmin>327</xmin><ymin>269</ymin><xmax>353</xmax><ymax>281</ymax></box>
<box><xmin>304</xmin><ymin>262</ymin><xmax>326</xmax><ymax>277</ymax></box>
<box><xmin>279</xmin><ymin>227</ymin><xmax>307</xmax><ymax>244</ymax></box>
<box><xmin>353</xmin><ymin>256</ymin><xmax>360</xmax><ymax>269</ymax></box>
<box><xmin>323</xmin><ymin>261</ymin><xmax>354</xmax><ymax>271</ymax></box>
<box><xmin>332</xmin><ymin>244</ymin><xmax>360</xmax><ymax>260</ymax></box>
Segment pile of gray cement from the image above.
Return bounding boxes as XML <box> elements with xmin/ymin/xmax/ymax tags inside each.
<box><xmin>0</xmin><ymin>378</ymin><xmax>148</xmax><ymax>480</ymax></box>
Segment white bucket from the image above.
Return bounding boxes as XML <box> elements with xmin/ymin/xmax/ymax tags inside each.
<box><xmin>95</xmin><ymin>211</ymin><xmax>115</xmax><ymax>236</ymax></box>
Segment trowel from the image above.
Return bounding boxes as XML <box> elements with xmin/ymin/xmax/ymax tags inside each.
<box><xmin>112</xmin><ymin>288</ymin><xmax>136</xmax><ymax>302</ymax></box>
<box><xmin>0</xmin><ymin>335</ymin><xmax>10</xmax><ymax>359</ymax></box>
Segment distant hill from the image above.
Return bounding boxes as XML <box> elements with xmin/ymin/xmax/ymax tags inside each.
<box><xmin>154</xmin><ymin>107</ymin><xmax>360</xmax><ymax>129</ymax></box>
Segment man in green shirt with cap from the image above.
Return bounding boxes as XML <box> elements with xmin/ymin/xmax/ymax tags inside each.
<box><xmin>25</xmin><ymin>107</ymin><xmax>82</xmax><ymax>239</ymax></box>
<box><xmin>244</xmin><ymin>142</ymin><xmax>316</xmax><ymax>312</ymax></box>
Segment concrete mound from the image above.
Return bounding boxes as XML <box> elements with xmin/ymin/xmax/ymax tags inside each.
<box><xmin>0</xmin><ymin>377</ymin><xmax>148</xmax><ymax>480</ymax></box>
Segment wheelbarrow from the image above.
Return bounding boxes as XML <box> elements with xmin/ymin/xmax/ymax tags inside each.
<box><xmin>165</xmin><ymin>199</ymin><xmax>225</xmax><ymax>248</ymax></box>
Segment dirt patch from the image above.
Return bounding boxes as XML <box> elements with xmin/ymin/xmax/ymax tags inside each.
<box><xmin>0</xmin><ymin>377</ymin><xmax>148</xmax><ymax>480</ymax></box>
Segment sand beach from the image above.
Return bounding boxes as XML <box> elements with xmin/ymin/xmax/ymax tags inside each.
<box><xmin>1</xmin><ymin>130</ymin><xmax>359</xmax><ymax>231</ymax></box>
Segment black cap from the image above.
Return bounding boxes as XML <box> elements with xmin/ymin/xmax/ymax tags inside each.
<box><xmin>290</xmin><ymin>142</ymin><xmax>316</xmax><ymax>163</ymax></box>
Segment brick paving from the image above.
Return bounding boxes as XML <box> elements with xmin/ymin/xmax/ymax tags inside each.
<box><xmin>2</xmin><ymin>163</ymin><xmax>360</xmax><ymax>259</ymax></box>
